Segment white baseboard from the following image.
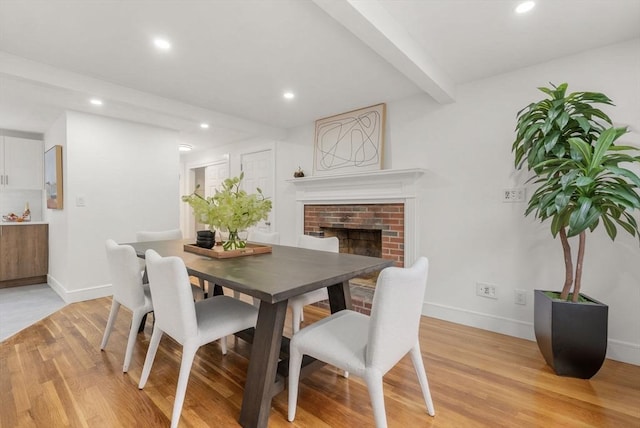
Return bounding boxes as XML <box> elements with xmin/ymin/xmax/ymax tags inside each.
<box><xmin>47</xmin><ymin>275</ymin><xmax>113</xmax><ymax>303</ymax></box>
<box><xmin>423</xmin><ymin>302</ymin><xmax>639</xmax><ymax>366</ymax></box>
<box><xmin>607</xmin><ymin>339</ymin><xmax>640</xmax><ymax>365</ymax></box>
<box><xmin>423</xmin><ymin>302</ymin><xmax>535</xmax><ymax>340</ymax></box>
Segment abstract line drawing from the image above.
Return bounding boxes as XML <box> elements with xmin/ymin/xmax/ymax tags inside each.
<box><xmin>313</xmin><ymin>103</ymin><xmax>385</xmax><ymax>175</ymax></box>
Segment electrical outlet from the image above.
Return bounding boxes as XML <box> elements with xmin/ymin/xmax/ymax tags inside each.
<box><xmin>476</xmin><ymin>282</ymin><xmax>497</xmax><ymax>299</ymax></box>
<box><xmin>76</xmin><ymin>196</ymin><xmax>86</xmax><ymax>207</ymax></box>
<box><xmin>514</xmin><ymin>289</ymin><xmax>527</xmax><ymax>305</ymax></box>
<box><xmin>503</xmin><ymin>187</ymin><xmax>525</xmax><ymax>202</ymax></box>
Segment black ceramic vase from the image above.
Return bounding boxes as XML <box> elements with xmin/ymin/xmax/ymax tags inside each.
<box><xmin>196</xmin><ymin>230</ymin><xmax>215</xmax><ymax>249</ymax></box>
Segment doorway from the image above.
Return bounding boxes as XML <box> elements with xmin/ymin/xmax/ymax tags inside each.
<box><xmin>240</xmin><ymin>149</ymin><xmax>274</xmax><ymax>233</ymax></box>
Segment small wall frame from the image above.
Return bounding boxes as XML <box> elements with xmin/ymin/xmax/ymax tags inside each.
<box><xmin>45</xmin><ymin>145</ymin><xmax>63</xmax><ymax>209</ymax></box>
<box><xmin>313</xmin><ymin>103</ymin><xmax>386</xmax><ymax>176</ymax></box>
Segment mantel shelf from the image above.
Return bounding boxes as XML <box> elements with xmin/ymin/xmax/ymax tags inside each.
<box><xmin>286</xmin><ymin>168</ymin><xmax>425</xmax><ymax>187</ymax></box>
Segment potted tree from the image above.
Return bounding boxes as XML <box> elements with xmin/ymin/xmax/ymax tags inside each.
<box><xmin>513</xmin><ymin>83</ymin><xmax>640</xmax><ymax>378</ymax></box>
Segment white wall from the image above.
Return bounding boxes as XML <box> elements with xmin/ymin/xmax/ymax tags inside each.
<box><xmin>275</xmin><ymin>39</ymin><xmax>640</xmax><ymax>364</ymax></box>
<box><xmin>45</xmin><ymin>111</ymin><xmax>181</xmax><ymax>302</ymax></box>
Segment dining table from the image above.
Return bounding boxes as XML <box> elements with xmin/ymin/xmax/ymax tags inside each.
<box><xmin>126</xmin><ymin>238</ymin><xmax>394</xmax><ymax>428</ymax></box>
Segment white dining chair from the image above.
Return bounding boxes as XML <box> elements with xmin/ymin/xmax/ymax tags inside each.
<box><xmin>247</xmin><ymin>229</ymin><xmax>280</xmax><ymax>245</ymax></box>
<box><xmin>100</xmin><ymin>239</ymin><xmax>154</xmax><ymax>373</ymax></box>
<box><xmin>288</xmin><ymin>257</ymin><xmax>435</xmax><ymax>428</ymax></box>
<box><xmin>135</xmin><ymin>228</ymin><xmax>183</xmax><ymax>242</ymax></box>
<box><xmin>136</xmin><ymin>228</ymin><xmax>207</xmax><ymax>300</ymax></box>
<box><xmin>288</xmin><ymin>235</ymin><xmax>338</xmax><ymax>334</ymax></box>
<box><xmin>138</xmin><ymin>249</ymin><xmax>259</xmax><ymax>428</ymax></box>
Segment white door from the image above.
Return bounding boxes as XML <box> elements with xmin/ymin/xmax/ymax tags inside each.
<box><xmin>240</xmin><ymin>149</ymin><xmax>274</xmax><ymax>232</ymax></box>
<box><xmin>204</xmin><ymin>161</ymin><xmax>229</xmax><ymax>198</ymax></box>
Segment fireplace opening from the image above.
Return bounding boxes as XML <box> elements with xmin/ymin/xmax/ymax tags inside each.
<box><xmin>322</xmin><ymin>227</ymin><xmax>382</xmax><ymax>257</ymax></box>
<box><xmin>304</xmin><ymin>203</ymin><xmax>405</xmax><ymax>312</ymax></box>
<box><xmin>315</xmin><ymin>227</ymin><xmax>382</xmax><ymax>287</ymax></box>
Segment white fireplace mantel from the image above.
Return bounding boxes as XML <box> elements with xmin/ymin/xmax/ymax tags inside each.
<box><xmin>286</xmin><ymin>168</ymin><xmax>425</xmax><ymax>203</ymax></box>
<box><xmin>287</xmin><ymin>168</ymin><xmax>425</xmax><ymax>265</ymax></box>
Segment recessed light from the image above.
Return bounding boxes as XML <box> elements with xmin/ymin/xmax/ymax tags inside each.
<box><xmin>200</xmin><ymin>123</ymin><xmax>210</xmax><ymax>129</ymax></box>
<box><xmin>515</xmin><ymin>1</ymin><xmax>535</xmax><ymax>14</ymax></box>
<box><xmin>89</xmin><ymin>98</ymin><xmax>103</xmax><ymax>106</ymax></box>
<box><xmin>283</xmin><ymin>92</ymin><xmax>295</xmax><ymax>100</ymax></box>
<box><xmin>178</xmin><ymin>144</ymin><xmax>192</xmax><ymax>152</ymax></box>
<box><xmin>153</xmin><ymin>38</ymin><xmax>171</xmax><ymax>50</ymax></box>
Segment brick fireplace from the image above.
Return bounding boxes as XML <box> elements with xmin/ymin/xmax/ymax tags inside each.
<box><xmin>303</xmin><ymin>203</ymin><xmax>405</xmax><ymax>267</ymax></box>
<box><xmin>289</xmin><ymin>168</ymin><xmax>424</xmax><ymax>314</ymax></box>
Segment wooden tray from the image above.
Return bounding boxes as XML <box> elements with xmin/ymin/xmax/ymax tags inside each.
<box><xmin>184</xmin><ymin>243</ymin><xmax>272</xmax><ymax>259</ymax></box>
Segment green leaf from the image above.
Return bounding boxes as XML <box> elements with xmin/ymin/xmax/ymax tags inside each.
<box><xmin>575</xmin><ymin>116</ymin><xmax>590</xmax><ymax>133</ymax></box>
<box><xmin>560</xmin><ymin>170</ymin><xmax>579</xmax><ymax>190</ymax></box>
<box><xmin>575</xmin><ymin>176</ymin><xmax>594</xmax><ymax>187</ymax></box>
<box><xmin>556</xmin><ymin>111</ymin><xmax>570</xmax><ymax>129</ymax></box>
<box><xmin>569</xmin><ymin>205</ymin><xmax>601</xmax><ymax>236</ymax></box>
<box><xmin>551</xmin><ymin>142</ymin><xmax>565</xmax><ymax>158</ymax></box>
<box><xmin>550</xmin><ymin>213</ymin><xmax>563</xmax><ymax>236</ymax></box>
<box><xmin>590</xmin><ymin>127</ymin><xmax>617</xmax><ymax>169</ymax></box>
<box><xmin>555</xmin><ymin>192</ymin><xmax>571</xmax><ymax>211</ymax></box>
<box><xmin>568</xmin><ymin>137</ymin><xmax>592</xmax><ymax>164</ymax></box>
<box><xmin>568</xmin><ymin>197</ymin><xmax>592</xmax><ymax>231</ymax></box>
<box><xmin>614</xmin><ymin>215</ymin><xmax>639</xmax><ymax>236</ymax></box>
<box><xmin>606</xmin><ymin>166</ymin><xmax>640</xmax><ymax>187</ymax></box>
<box><xmin>601</xmin><ymin>214</ymin><xmax>617</xmax><ymax>240</ymax></box>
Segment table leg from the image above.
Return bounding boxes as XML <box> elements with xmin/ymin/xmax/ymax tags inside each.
<box><xmin>327</xmin><ymin>280</ymin><xmax>352</xmax><ymax>313</ymax></box>
<box><xmin>239</xmin><ymin>299</ymin><xmax>288</xmax><ymax>428</ymax></box>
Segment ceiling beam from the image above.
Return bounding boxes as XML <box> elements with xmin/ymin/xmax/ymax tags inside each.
<box><xmin>312</xmin><ymin>0</ymin><xmax>455</xmax><ymax>103</ymax></box>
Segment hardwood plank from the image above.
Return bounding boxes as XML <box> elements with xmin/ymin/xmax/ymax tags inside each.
<box><xmin>1</xmin><ymin>297</ymin><xmax>639</xmax><ymax>427</ymax></box>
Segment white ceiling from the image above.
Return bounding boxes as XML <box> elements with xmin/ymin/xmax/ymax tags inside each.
<box><xmin>1</xmin><ymin>0</ymin><xmax>638</xmax><ymax>152</ymax></box>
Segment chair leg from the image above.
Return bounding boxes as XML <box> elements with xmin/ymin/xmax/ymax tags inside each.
<box><xmin>410</xmin><ymin>342</ymin><xmax>435</xmax><ymax>416</ymax></box>
<box><xmin>170</xmin><ymin>342</ymin><xmax>199</xmax><ymax>428</ymax></box>
<box><xmin>138</xmin><ymin>313</ymin><xmax>147</xmax><ymax>333</ymax></box>
<box><xmin>220</xmin><ymin>337</ymin><xmax>227</xmax><ymax>355</ymax></box>
<box><xmin>233</xmin><ymin>290</ymin><xmax>240</xmax><ymax>299</ymax></box>
<box><xmin>123</xmin><ymin>309</ymin><xmax>147</xmax><ymax>373</ymax></box>
<box><xmin>138</xmin><ymin>327</ymin><xmax>163</xmax><ymax>389</ymax></box>
<box><xmin>364</xmin><ymin>371</ymin><xmax>388</xmax><ymax>428</ymax></box>
<box><xmin>287</xmin><ymin>344</ymin><xmax>303</xmax><ymax>422</ymax></box>
<box><xmin>291</xmin><ymin>304</ymin><xmax>302</xmax><ymax>334</ymax></box>
<box><xmin>100</xmin><ymin>299</ymin><xmax>120</xmax><ymax>350</ymax></box>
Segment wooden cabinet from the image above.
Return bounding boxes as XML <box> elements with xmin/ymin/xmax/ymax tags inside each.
<box><xmin>0</xmin><ymin>136</ymin><xmax>44</xmax><ymax>190</ymax></box>
<box><xmin>0</xmin><ymin>224</ymin><xmax>49</xmax><ymax>288</ymax></box>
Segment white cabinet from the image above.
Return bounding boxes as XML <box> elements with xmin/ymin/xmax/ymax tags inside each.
<box><xmin>0</xmin><ymin>136</ymin><xmax>43</xmax><ymax>190</ymax></box>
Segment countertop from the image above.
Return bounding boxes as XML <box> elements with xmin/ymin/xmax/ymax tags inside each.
<box><xmin>1</xmin><ymin>221</ymin><xmax>48</xmax><ymax>226</ymax></box>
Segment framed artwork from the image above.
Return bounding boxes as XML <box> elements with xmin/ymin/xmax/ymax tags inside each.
<box><xmin>313</xmin><ymin>103</ymin><xmax>386</xmax><ymax>176</ymax></box>
<box><xmin>45</xmin><ymin>145</ymin><xmax>63</xmax><ymax>209</ymax></box>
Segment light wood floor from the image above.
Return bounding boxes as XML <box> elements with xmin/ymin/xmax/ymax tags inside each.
<box><xmin>1</xmin><ymin>296</ymin><xmax>639</xmax><ymax>427</ymax></box>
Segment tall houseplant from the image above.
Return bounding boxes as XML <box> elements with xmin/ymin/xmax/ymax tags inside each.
<box><xmin>513</xmin><ymin>83</ymin><xmax>640</xmax><ymax>377</ymax></box>
<box><xmin>182</xmin><ymin>173</ymin><xmax>272</xmax><ymax>250</ymax></box>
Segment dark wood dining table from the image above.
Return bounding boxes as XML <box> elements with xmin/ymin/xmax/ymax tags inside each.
<box><xmin>126</xmin><ymin>238</ymin><xmax>393</xmax><ymax>428</ymax></box>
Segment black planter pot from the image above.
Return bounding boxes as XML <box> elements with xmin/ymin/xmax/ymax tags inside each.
<box><xmin>534</xmin><ymin>289</ymin><xmax>608</xmax><ymax>379</ymax></box>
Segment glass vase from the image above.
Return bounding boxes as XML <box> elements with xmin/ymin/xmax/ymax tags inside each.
<box><xmin>223</xmin><ymin>229</ymin><xmax>247</xmax><ymax>251</ymax></box>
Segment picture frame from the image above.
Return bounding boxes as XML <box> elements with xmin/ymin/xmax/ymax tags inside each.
<box><xmin>313</xmin><ymin>103</ymin><xmax>386</xmax><ymax>176</ymax></box>
<box><xmin>45</xmin><ymin>145</ymin><xmax>63</xmax><ymax>209</ymax></box>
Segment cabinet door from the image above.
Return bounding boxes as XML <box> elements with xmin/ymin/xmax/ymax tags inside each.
<box><xmin>2</xmin><ymin>137</ymin><xmax>44</xmax><ymax>190</ymax></box>
<box><xmin>0</xmin><ymin>224</ymin><xmax>49</xmax><ymax>282</ymax></box>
